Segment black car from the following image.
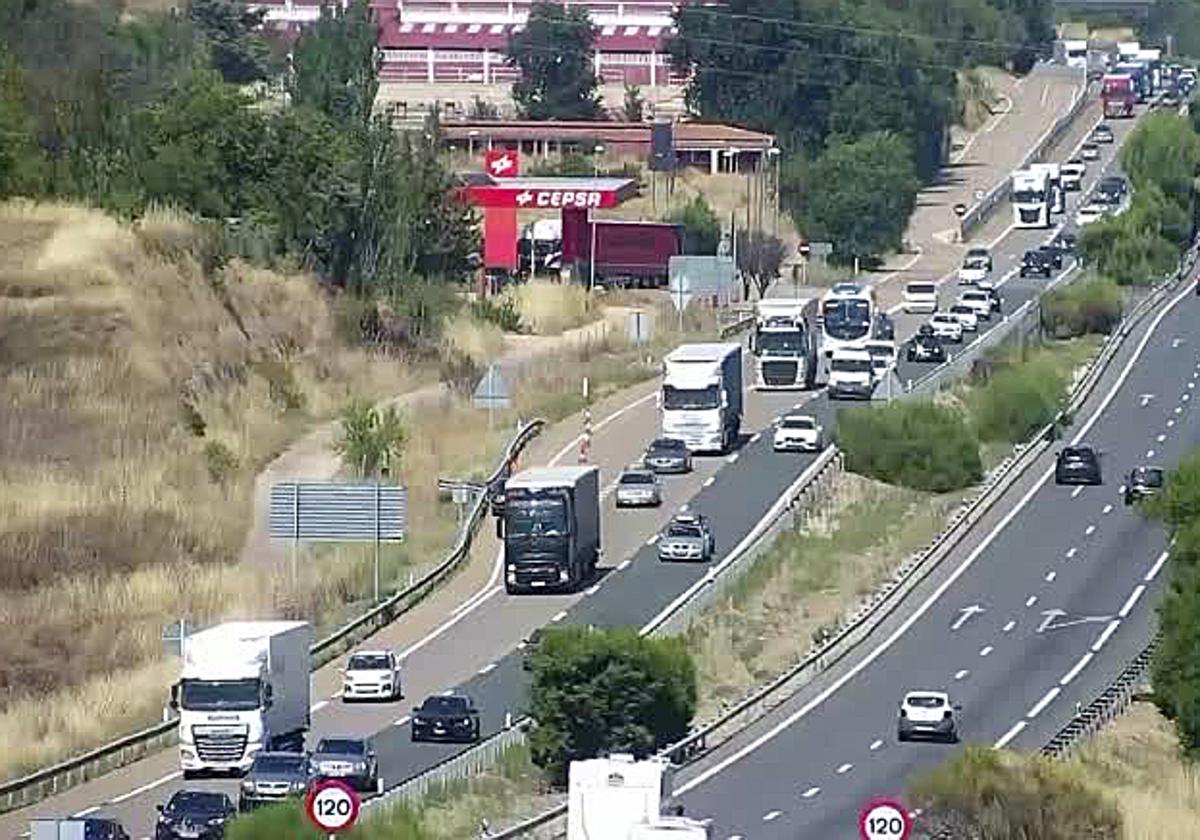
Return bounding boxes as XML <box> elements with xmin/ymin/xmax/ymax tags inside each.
<box><xmin>1097</xmin><ymin>175</ymin><xmax>1128</xmax><ymax>201</ymax></box>
<box><xmin>1020</xmin><ymin>250</ymin><xmax>1053</xmax><ymax>278</ymax></box>
<box><xmin>1054</xmin><ymin>232</ymin><xmax>1078</xmax><ymax>255</ymax></box>
<box><xmin>906</xmin><ymin>329</ymin><xmax>947</xmax><ymax>363</ymax></box>
<box><xmin>643</xmin><ymin>437</ymin><xmax>692</xmax><ymax>474</ymax></box>
<box><xmin>309</xmin><ymin>737</ymin><xmax>380</xmax><ymax>793</ymax></box>
<box><xmin>874</xmin><ymin>312</ymin><xmax>896</xmax><ymax>341</ymax></box>
<box><xmin>411</xmin><ymin>693</ymin><xmax>481</xmax><ymax>743</ymax></box>
<box><xmin>1124</xmin><ymin>466</ymin><xmax>1165</xmax><ymax>505</ymax></box>
<box><xmin>239</xmin><ymin>752</ymin><xmax>311</xmax><ymax>810</ymax></box>
<box><xmin>1055</xmin><ymin>445</ymin><xmax>1102</xmax><ymax>486</ymax></box>
<box><xmin>1037</xmin><ymin>243</ymin><xmax>1064</xmax><ymax>271</ymax></box>
<box><xmin>155</xmin><ymin>790</ymin><xmax>235</xmax><ymax>840</ymax></box>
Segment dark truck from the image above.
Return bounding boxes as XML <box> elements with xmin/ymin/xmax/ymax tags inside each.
<box><xmin>587</xmin><ymin>221</ymin><xmax>684</xmax><ymax>289</ymax></box>
<box><xmin>492</xmin><ymin>466</ymin><xmax>601</xmax><ymax>594</ymax></box>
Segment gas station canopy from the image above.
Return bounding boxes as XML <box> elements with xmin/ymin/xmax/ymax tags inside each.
<box><xmin>464</xmin><ymin>177</ymin><xmax>639</xmax><ymax>210</ymax></box>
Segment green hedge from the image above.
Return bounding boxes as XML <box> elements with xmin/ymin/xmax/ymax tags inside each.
<box><xmin>1040</xmin><ymin>279</ymin><xmax>1123</xmax><ymax>339</ymax></box>
<box><xmin>837</xmin><ymin>401</ymin><xmax>982</xmax><ymax>492</ymax></box>
<box><xmin>969</xmin><ymin>356</ymin><xmax>1065</xmax><ymax>444</ymax></box>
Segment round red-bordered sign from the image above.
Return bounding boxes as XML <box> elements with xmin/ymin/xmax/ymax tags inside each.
<box><xmin>859</xmin><ymin>798</ymin><xmax>912</xmax><ymax>840</ymax></box>
<box><xmin>305</xmin><ymin>779</ymin><xmax>361</xmax><ymax>834</ymax></box>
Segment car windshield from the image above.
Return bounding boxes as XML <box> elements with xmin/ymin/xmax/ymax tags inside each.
<box><xmin>620</xmin><ymin>472</ymin><xmax>654</xmax><ymax>485</ymax></box>
<box><xmin>1134</xmin><ymin>468</ymin><xmax>1164</xmax><ymax>486</ymax></box>
<box><xmin>831</xmin><ymin>357</ymin><xmax>872</xmax><ymax>373</ymax></box>
<box><xmin>951</xmin><ymin>306</ymin><xmax>972</xmax><ymax>315</ymax></box>
<box><xmin>166</xmin><ymin>791</ymin><xmax>228</xmax><ymax>816</ymax></box>
<box><xmin>907</xmin><ymin>695</ymin><xmax>946</xmax><ymax>708</ymax></box>
<box><xmin>316</xmin><ymin>739</ymin><xmax>365</xmax><ymax>755</ymax></box>
<box><xmin>758</xmin><ymin>331</ymin><xmax>805</xmax><ymax>353</ymax></box>
<box><xmin>649</xmin><ymin>439</ymin><xmax>685</xmax><ymax>453</ymax></box>
<box><xmin>963</xmin><ymin>257</ymin><xmax>988</xmax><ymax>270</ymax></box>
<box><xmin>179</xmin><ymin>678</ymin><xmax>260</xmax><ymax>712</ymax></box>
<box><xmin>662</xmin><ymin>384</ymin><xmax>720</xmax><ymax>411</ymax></box>
<box><xmin>1063</xmin><ymin>448</ymin><xmax>1095</xmax><ymax>461</ymax></box>
<box><xmin>823</xmin><ymin>299</ymin><xmax>871</xmax><ymax>340</ymax></box>
<box><xmin>907</xmin><ymin>283</ymin><xmax>936</xmax><ymax>295</ymax></box>
<box><xmin>505</xmin><ymin>496</ymin><xmax>568</xmax><ymax>537</ymax></box>
<box><xmin>348</xmin><ymin>654</ymin><xmax>391</xmax><ymax>670</ymax></box>
<box><xmin>420</xmin><ymin>695</ymin><xmax>469</xmax><ymax>713</ymax></box>
<box><xmin>253</xmin><ymin>755</ymin><xmax>306</xmax><ymax>774</ymax></box>
<box><xmin>667</xmin><ymin>523</ymin><xmax>703</xmax><ymax>538</ymax></box>
<box><xmin>1012</xmin><ymin>188</ymin><xmax>1046</xmax><ymax>203</ymax></box>
<box><xmin>782</xmin><ymin>417</ymin><xmax>814</xmax><ymax>429</ymax></box>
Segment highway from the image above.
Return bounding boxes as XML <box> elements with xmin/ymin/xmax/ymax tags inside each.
<box><xmin>2</xmin><ymin>98</ymin><xmax>1137</xmax><ymax>840</ymax></box>
<box><xmin>674</xmin><ymin>259</ymin><xmax>1196</xmax><ymax>840</ymax></box>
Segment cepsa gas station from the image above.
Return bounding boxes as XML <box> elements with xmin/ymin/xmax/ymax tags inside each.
<box><xmin>461</xmin><ymin>149</ymin><xmax>639</xmax><ymax>294</ymax></box>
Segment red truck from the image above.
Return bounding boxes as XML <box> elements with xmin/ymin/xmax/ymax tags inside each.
<box><xmin>1102</xmin><ymin>73</ymin><xmax>1136</xmax><ymax>118</ymax></box>
<box><xmin>583</xmin><ymin>220</ymin><xmax>684</xmax><ymax>289</ymax></box>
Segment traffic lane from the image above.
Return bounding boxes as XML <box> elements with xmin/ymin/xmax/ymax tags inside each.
<box><xmin>676</xmin><ymin>289</ymin><xmax>1200</xmax><ymax>835</ymax></box>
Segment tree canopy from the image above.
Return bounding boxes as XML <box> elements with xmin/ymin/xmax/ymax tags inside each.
<box><xmin>507</xmin><ymin>2</ymin><xmax>602</xmax><ymax>120</ymax></box>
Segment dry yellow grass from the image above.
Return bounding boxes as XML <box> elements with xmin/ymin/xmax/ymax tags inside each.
<box><xmin>503</xmin><ymin>280</ymin><xmax>593</xmax><ymax>335</ymax></box>
<box><xmin>442</xmin><ymin>311</ymin><xmax>506</xmax><ymax>364</ymax></box>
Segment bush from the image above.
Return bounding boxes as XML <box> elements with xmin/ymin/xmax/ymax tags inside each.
<box><xmin>528</xmin><ymin>626</ymin><xmax>697</xmax><ymax>785</ymax></box>
<box><xmin>970</xmin><ymin>356</ymin><xmax>1065</xmax><ymax>444</ymax></box>
<box><xmin>837</xmin><ymin>401</ymin><xmax>982</xmax><ymax>492</ymax></box>
<box><xmin>668</xmin><ymin>195</ymin><xmax>721</xmax><ymax>256</ymax></box>
<box><xmin>470</xmin><ymin>295</ymin><xmax>523</xmax><ymax>332</ymax></box>
<box><xmin>908</xmin><ymin>746</ymin><xmax>1123</xmax><ymax>839</ymax></box>
<box><xmin>1040</xmin><ymin>279</ymin><xmax>1123</xmax><ymax>339</ymax></box>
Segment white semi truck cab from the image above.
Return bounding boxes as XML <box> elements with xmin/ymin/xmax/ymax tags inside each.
<box><xmin>752</xmin><ymin>297</ymin><xmax>818</xmax><ymax>390</ymax></box>
<box><xmin>172</xmin><ymin>621</ymin><xmax>313</xmax><ymax>776</ymax></box>
<box><xmin>661</xmin><ymin>343</ymin><xmax>744</xmax><ymax>454</ymax></box>
<box><xmin>567</xmin><ymin>754</ymin><xmax>712</xmax><ymax>840</ymax></box>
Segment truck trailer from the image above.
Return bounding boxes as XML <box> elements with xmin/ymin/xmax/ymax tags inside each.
<box><xmin>751</xmin><ymin>297</ymin><xmax>818</xmax><ymax>390</ymax></box>
<box><xmin>496</xmin><ymin>466</ymin><xmax>601</xmax><ymax>594</ymax></box>
<box><xmin>1102</xmin><ymin>73</ymin><xmax>1136</xmax><ymax>117</ymax></box>
<box><xmin>586</xmin><ymin>221</ymin><xmax>684</xmax><ymax>288</ymax></box>
<box><xmin>172</xmin><ymin>621</ymin><xmax>313</xmax><ymax>776</ymax></box>
<box><xmin>661</xmin><ymin>343</ymin><xmax>744</xmax><ymax>454</ymax></box>
<box><xmin>30</xmin><ymin>819</ymin><xmax>129</xmax><ymax>840</ymax></box>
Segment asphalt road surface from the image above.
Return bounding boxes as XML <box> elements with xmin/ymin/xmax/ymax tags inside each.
<box><xmin>2</xmin><ymin>101</ymin><xmax>1142</xmax><ymax>840</ymax></box>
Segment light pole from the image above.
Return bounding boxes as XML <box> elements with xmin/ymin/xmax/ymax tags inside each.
<box><xmin>593</xmin><ymin>143</ymin><xmax>605</xmax><ymax>176</ymax></box>
<box><xmin>767</xmin><ymin>147</ymin><xmax>781</xmax><ymax>235</ymax></box>
<box><xmin>468</xmin><ymin>129</ymin><xmax>480</xmax><ymax>158</ymax></box>
<box><xmin>589</xmin><ymin>209</ymin><xmax>598</xmax><ymax>293</ymax></box>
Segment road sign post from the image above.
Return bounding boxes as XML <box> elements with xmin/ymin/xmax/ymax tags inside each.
<box><xmin>473</xmin><ymin>364</ymin><xmax>512</xmax><ymax>429</ymax></box>
<box><xmin>859</xmin><ymin>799</ymin><xmax>912</xmax><ymax>840</ymax></box>
<box><xmin>306</xmin><ymin>779</ymin><xmax>361</xmax><ymax>837</ymax></box>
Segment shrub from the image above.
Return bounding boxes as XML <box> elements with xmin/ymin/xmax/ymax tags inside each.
<box><xmin>908</xmin><ymin>746</ymin><xmax>1123</xmax><ymax>839</ymax></box>
<box><xmin>1040</xmin><ymin>279</ymin><xmax>1123</xmax><ymax>339</ymax></box>
<box><xmin>528</xmin><ymin>626</ymin><xmax>697</xmax><ymax>785</ymax></box>
<box><xmin>668</xmin><ymin>195</ymin><xmax>721</xmax><ymax>256</ymax></box>
<box><xmin>970</xmin><ymin>356</ymin><xmax>1065</xmax><ymax>444</ymax></box>
<box><xmin>470</xmin><ymin>295</ymin><xmax>523</xmax><ymax>332</ymax></box>
<box><xmin>332</xmin><ymin>402</ymin><xmax>407</xmax><ymax>477</ymax></box>
<box><xmin>837</xmin><ymin>401</ymin><xmax>982</xmax><ymax>492</ymax></box>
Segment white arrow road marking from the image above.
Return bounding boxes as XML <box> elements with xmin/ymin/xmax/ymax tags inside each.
<box><xmin>1139</xmin><ymin>393</ymin><xmax>1155</xmax><ymax>406</ymax></box>
<box><xmin>951</xmin><ymin>604</ymin><xmax>986</xmax><ymax>630</ymax></box>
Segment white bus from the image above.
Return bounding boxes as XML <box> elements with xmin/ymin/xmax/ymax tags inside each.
<box><xmin>819</xmin><ymin>282</ymin><xmax>876</xmax><ymax>358</ymax></box>
<box><xmin>1011</xmin><ymin>169</ymin><xmax>1051</xmax><ymax>229</ymax></box>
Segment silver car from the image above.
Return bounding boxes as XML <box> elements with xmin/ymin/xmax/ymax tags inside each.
<box><xmin>657</xmin><ymin>513</ymin><xmax>715</xmax><ymax>562</ymax></box>
<box><xmin>615</xmin><ymin>469</ymin><xmax>662</xmax><ymax>508</ymax></box>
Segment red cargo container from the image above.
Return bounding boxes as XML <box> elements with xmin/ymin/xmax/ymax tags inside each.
<box><xmin>583</xmin><ymin>220</ymin><xmax>684</xmax><ymax>288</ymax></box>
<box><xmin>1102</xmin><ymin>74</ymin><xmax>1136</xmax><ymax>118</ymax></box>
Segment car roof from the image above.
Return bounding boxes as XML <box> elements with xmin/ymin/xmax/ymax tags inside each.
<box><xmin>650</xmin><ymin>437</ymin><xmax>686</xmax><ymax>447</ymax></box>
<box><xmin>1063</xmin><ymin>445</ymin><xmax>1096</xmax><ymax>456</ymax></box>
<box><xmin>621</xmin><ymin>468</ymin><xmax>655</xmax><ymax>477</ymax></box>
<box><xmin>966</xmin><ymin>247</ymin><xmax>989</xmax><ymax>255</ymax></box>
<box><xmin>782</xmin><ymin>413</ymin><xmax>816</xmax><ymax>422</ymax></box>
<box><xmin>673</xmin><ymin>512</ymin><xmax>704</xmax><ymax>524</ymax></box>
<box><xmin>904</xmin><ymin>690</ymin><xmax>949</xmax><ymax>701</ymax></box>
<box><xmin>350</xmin><ymin>649</ymin><xmax>391</xmax><ymax>659</ymax></box>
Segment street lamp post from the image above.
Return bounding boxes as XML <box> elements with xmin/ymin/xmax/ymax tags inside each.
<box><xmin>590</xmin><ymin>144</ymin><xmax>605</xmax><ymax>291</ymax></box>
<box><xmin>468</xmin><ymin>129</ymin><xmax>480</xmax><ymax>158</ymax></box>
<box><xmin>593</xmin><ymin>143</ymin><xmax>605</xmax><ymax>176</ymax></box>
<box><xmin>767</xmin><ymin>147</ymin><xmax>781</xmax><ymax>235</ymax></box>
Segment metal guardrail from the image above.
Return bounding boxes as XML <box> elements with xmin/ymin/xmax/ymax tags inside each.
<box><xmin>0</xmin><ymin>419</ymin><xmax>546</xmax><ymax>815</ymax></box>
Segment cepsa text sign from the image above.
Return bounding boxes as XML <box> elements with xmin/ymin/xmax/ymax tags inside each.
<box><xmin>465</xmin><ymin>186</ymin><xmax>625</xmax><ymax>210</ymax></box>
<box><xmin>859</xmin><ymin>799</ymin><xmax>912</xmax><ymax>840</ymax></box>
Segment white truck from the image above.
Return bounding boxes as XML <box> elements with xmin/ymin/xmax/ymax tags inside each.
<box><xmin>751</xmin><ymin>297</ymin><xmax>818</xmax><ymax>390</ymax></box>
<box><xmin>567</xmin><ymin>754</ymin><xmax>711</xmax><ymax>840</ymax></box>
<box><xmin>1028</xmin><ymin>162</ymin><xmax>1064</xmax><ymax>214</ymax></box>
<box><xmin>172</xmin><ymin>621</ymin><xmax>313</xmax><ymax>776</ymax></box>
<box><xmin>1011</xmin><ymin>169</ymin><xmax>1050</xmax><ymax>229</ymax></box>
<box><xmin>661</xmin><ymin>343</ymin><xmax>744</xmax><ymax>454</ymax></box>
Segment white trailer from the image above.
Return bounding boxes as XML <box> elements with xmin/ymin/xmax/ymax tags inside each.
<box><xmin>567</xmin><ymin>755</ymin><xmax>711</xmax><ymax>840</ymax></box>
<box><xmin>661</xmin><ymin>343</ymin><xmax>743</xmax><ymax>454</ymax></box>
<box><xmin>173</xmin><ymin>621</ymin><xmax>313</xmax><ymax>776</ymax></box>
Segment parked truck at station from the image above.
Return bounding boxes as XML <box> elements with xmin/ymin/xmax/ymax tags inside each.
<box><xmin>660</xmin><ymin>343</ymin><xmax>744</xmax><ymax>454</ymax></box>
<box><xmin>493</xmin><ymin>466</ymin><xmax>601</xmax><ymax>594</ymax></box>
<box><xmin>750</xmin><ymin>297</ymin><xmax>819</xmax><ymax>390</ymax></box>
<box><xmin>172</xmin><ymin>621</ymin><xmax>313</xmax><ymax>777</ymax></box>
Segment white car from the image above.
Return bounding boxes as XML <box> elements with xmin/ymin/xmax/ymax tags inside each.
<box><xmin>897</xmin><ymin>690</ymin><xmax>961</xmax><ymax>743</ymax></box>
<box><xmin>1081</xmin><ymin>142</ymin><xmax>1100</xmax><ymax>161</ymax></box>
<box><xmin>865</xmin><ymin>340</ymin><xmax>897</xmax><ymax>378</ymax></box>
<box><xmin>1075</xmin><ymin>202</ymin><xmax>1109</xmax><ymax>226</ymax></box>
<box><xmin>615</xmin><ymin>468</ymin><xmax>662</xmax><ymax>507</ymax></box>
<box><xmin>342</xmin><ymin>650</ymin><xmax>402</xmax><ymax>702</ymax></box>
<box><xmin>928</xmin><ymin>312</ymin><xmax>964</xmax><ymax>343</ymax></box>
<box><xmin>957</xmin><ymin>290</ymin><xmax>994</xmax><ymax>321</ymax></box>
<box><xmin>902</xmin><ymin>280</ymin><xmax>938</xmax><ymax>314</ymax></box>
<box><xmin>773</xmin><ymin>414</ymin><xmax>823</xmax><ymax>452</ymax></box>
<box><xmin>947</xmin><ymin>304</ymin><xmax>979</xmax><ymax>332</ymax></box>
<box><xmin>1061</xmin><ymin>159</ymin><xmax>1086</xmax><ymax>190</ymax></box>
<box><xmin>957</xmin><ymin>255</ymin><xmax>990</xmax><ymax>285</ymax></box>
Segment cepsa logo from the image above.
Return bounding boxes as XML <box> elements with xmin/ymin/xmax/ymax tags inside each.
<box><xmin>516</xmin><ymin>190</ymin><xmax>603</xmax><ymax>208</ymax></box>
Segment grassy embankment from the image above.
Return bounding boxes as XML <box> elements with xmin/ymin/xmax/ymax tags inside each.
<box><xmin>0</xmin><ymin>203</ymin><xmax>710</xmax><ymax>779</ymax></box>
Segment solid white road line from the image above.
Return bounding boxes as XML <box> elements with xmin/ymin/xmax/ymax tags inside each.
<box><xmin>1091</xmin><ymin>619</ymin><xmax>1121</xmax><ymax>652</ymax></box>
<box><xmin>394</xmin><ymin>715</ymin><xmax>411</xmax><ymax>727</ymax></box>
<box><xmin>1060</xmin><ymin>652</ymin><xmax>1094</xmax><ymax>686</ymax></box>
<box><xmin>1145</xmin><ymin>550</ymin><xmax>1170</xmax><ymax>581</ymax></box>
<box><xmin>674</xmin><ymin>218</ymin><xmax>1198</xmax><ymax>800</ymax></box>
<box><xmin>994</xmin><ymin>720</ymin><xmax>1028</xmax><ymax>749</ymax></box>
<box><xmin>1118</xmin><ymin>585</ymin><xmax>1146</xmax><ymax>619</ymax></box>
<box><xmin>310</xmin><ymin>699</ymin><xmax>329</xmax><ymax>713</ymax></box>
<box><xmin>479</xmin><ymin>662</ymin><xmax>498</xmax><ymax>674</ymax></box>
<box><xmin>585</xmin><ymin>583</ymin><xmax>601</xmax><ymax>596</ymax></box>
<box><xmin>618</xmin><ymin>558</ymin><xmax>632</xmax><ymax>571</ymax></box>
<box><xmin>1027</xmin><ymin>687</ymin><xmax>1061</xmax><ymax>718</ymax></box>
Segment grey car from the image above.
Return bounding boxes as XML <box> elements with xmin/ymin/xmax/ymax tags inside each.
<box><xmin>615</xmin><ymin>468</ymin><xmax>662</xmax><ymax>508</ymax></box>
<box><xmin>239</xmin><ymin>751</ymin><xmax>310</xmax><ymax>810</ymax></box>
<box><xmin>309</xmin><ymin>737</ymin><xmax>380</xmax><ymax>794</ymax></box>
<box><xmin>643</xmin><ymin>438</ymin><xmax>692</xmax><ymax>473</ymax></box>
<box><xmin>657</xmin><ymin>513</ymin><xmax>715</xmax><ymax>562</ymax></box>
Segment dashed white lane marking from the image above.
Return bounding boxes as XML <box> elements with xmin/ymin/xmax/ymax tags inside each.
<box><xmin>1168</xmin><ymin>419</ymin><xmax>1176</xmax><ymax>427</ymax></box>
<box><xmin>551</xmin><ymin>610</ymin><xmax>568</xmax><ymax>623</ymax></box>
<box><xmin>586</xmin><ymin>583</ymin><xmax>601</xmax><ymax>595</ymax></box>
<box><xmin>1190</xmin><ymin>381</ymin><xmax>1196</xmax><ymax>390</ymax></box>
<box><xmin>109</xmin><ymin>771</ymin><xmax>183</xmax><ymax>805</ymax></box>
<box><xmin>869</xmin><ymin>739</ymin><xmax>884</xmax><ymax>751</ymax></box>
<box><xmin>727</xmin><ymin>453</ymin><xmax>740</xmax><ymax>463</ymax></box>
<box><xmin>1176</xmin><ymin>406</ymin><xmax>1184</xmax><ymax>414</ymax></box>
<box><xmin>836</xmin><ymin>763</ymin><xmax>853</xmax><ymax>774</ymax></box>
<box><xmin>619</xmin><ymin>558</ymin><xmax>632</xmax><ymax>570</ymax></box>
<box><xmin>763</xmin><ymin>810</ymin><xmax>782</xmax><ymax>822</ymax></box>
<box><xmin>1027</xmin><ymin>687</ymin><xmax>1061</xmax><ymax>718</ymax></box>
<box><xmin>1045</xmin><ymin>571</ymin><xmax>1057</xmax><ymax>582</ymax></box>
<box><xmin>801</xmin><ymin>786</ymin><xmax>821</xmax><ymax>799</ymax></box>
<box><xmin>1002</xmin><ymin>620</ymin><xmax>1016</xmax><ymax>632</ymax></box>
<box><xmin>751</xmin><ymin>432</ymin><xmax>763</xmax><ymax>443</ymax></box>
<box><xmin>1084</xmin><ymin>524</ymin><xmax>1096</xmax><ymax>536</ymax></box>
<box><xmin>1103</xmin><ymin>504</ymin><xmax>1113</xmax><ymax>514</ymax></box>
<box><xmin>479</xmin><ymin>662</ymin><xmax>498</xmax><ymax>674</ymax></box>
<box><xmin>1145</xmin><ymin>550</ymin><xmax>1170</xmax><ymax>581</ymax></box>
<box><xmin>71</xmin><ymin>807</ymin><xmax>102</xmax><ymax>818</ymax></box>
<box><xmin>995</xmin><ymin>720</ymin><xmax>1027</xmax><ymax>748</ymax></box>
<box><xmin>679</xmin><ymin>503</ymin><xmax>689</xmax><ymax>512</ymax></box>
<box><xmin>1147</xmin><ymin>449</ymin><xmax>1157</xmax><ymax>458</ymax></box>
<box><xmin>1184</xmin><ymin>394</ymin><xmax>1191</xmax><ymax>402</ymax></box>
<box><xmin>1091</xmin><ymin>619</ymin><xmax>1121</xmax><ymax>652</ymax></box>
<box><xmin>1119</xmin><ymin>584</ymin><xmax>1146</xmax><ymax>618</ymax></box>
<box><xmin>311</xmin><ymin>700</ymin><xmax>329</xmax><ymax>713</ymax></box>
<box><xmin>980</xmin><ymin>645</ymin><xmax>994</xmax><ymax>657</ymax></box>
<box><xmin>729</xmin><ymin>835</ymin><xmax>745</xmax><ymax>840</ymax></box>
<box><xmin>1157</xmin><ymin>434</ymin><xmax>1167</xmax><ymax>443</ymax></box>
<box><xmin>1065</xmin><ymin>547</ymin><xmax>1077</xmax><ymax>559</ymax></box>
<box><xmin>954</xmin><ymin>669</ymin><xmax>969</xmax><ymax>680</ymax></box>
<box><xmin>1061</xmin><ymin>652</ymin><xmax>1094</xmax><ymax>686</ymax></box>
<box><xmin>1025</xmin><ymin>595</ymin><xmax>1038</xmax><ymax>607</ymax></box>
<box><xmin>1071</xmin><ymin>485</ymin><xmax>1083</xmax><ymax>498</ymax></box>
<box><xmin>703</xmin><ymin>476</ymin><xmax>715</xmax><ymax>487</ymax></box>
<box><xmin>646</xmin><ymin>535</ymin><xmax>658</xmax><ymax>546</ymax></box>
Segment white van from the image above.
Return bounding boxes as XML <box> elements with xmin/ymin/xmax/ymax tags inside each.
<box><xmin>902</xmin><ymin>281</ymin><xmax>938</xmax><ymax>314</ymax></box>
<box><xmin>827</xmin><ymin>347</ymin><xmax>876</xmax><ymax>400</ymax></box>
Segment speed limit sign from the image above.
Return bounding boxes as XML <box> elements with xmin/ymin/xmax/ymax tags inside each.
<box><xmin>305</xmin><ymin>779</ymin><xmax>361</xmax><ymax>834</ymax></box>
<box><xmin>859</xmin><ymin>799</ymin><xmax>912</xmax><ymax>840</ymax></box>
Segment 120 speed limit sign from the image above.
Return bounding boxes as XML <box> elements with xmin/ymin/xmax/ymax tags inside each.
<box><xmin>305</xmin><ymin>779</ymin><xmax>361</xmax><ymax>834</ymax></box>
<box><xmin>859</xmin><ymin>799</ymin><xmax>912</xmax><ymax>840</ymax></box>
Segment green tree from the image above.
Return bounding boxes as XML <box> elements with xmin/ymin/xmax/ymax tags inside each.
<box><xmin>969</xmin><ymin>355</ymin><xmax>1066</xmax><ymax>444</ymax></box>
<box><xmin>189</xmin><ymin>0</ymin><xmax>275</xmax><ymax>84</ymax></box>
<box><xmin>333</xmin><ymin>401</ymin><xmax>407</xmax><ymax>477</ymax></box>
<box><xmin>735</xmin><ymin>229</ymin><xmax>787</xmax><ymax>298</ymax></box>
<box><xmin>1121</xmin><ymin>111</ymin><xmax>1200</xmax><ymax>213</ymax></box>
<box><xmin>507</xmin><ymin>2</ymin><xmax>602</xmax><ymax>120</ymax></box>
<box><xmin>528</xmin><ymin>626</ymin><xmax>696</xmax><ymax>784</ymax></box>
<box><xmin>623</xmin><ymin>83</ymin><xmax>645</xmax><ymax>122</ymax></box>
<box><xmin>668</xmin><ymin>195</ymin><xmax>721</xmax><ymax>255</ymax></box>
<box><xmin>0</xmin><ymin>47</ymin><xmax>41</xmax><ymax>197</ymax></box>
<box><xmin>289</xmin><ymin>0</ymin><xmax>380</xmax><ymax>129</ymax></box>
<box><xmin>802</xmin><ymin>132</ymin><xmax>919</xmax><ymax>266</ymax></box>
<box><xmin>838</xmin><ymin>400</ymin><xmax>982</xmax><ymax>492</ymax></box>
<box><xmin>1040</xmin><ymin>279</ymin><xmax>1123</xmax><ymax>338</ymax></box>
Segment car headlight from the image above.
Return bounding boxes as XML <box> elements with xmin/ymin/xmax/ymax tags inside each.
<box><xmin>354</xmin><ymin>761</ymin><xmax>367</xmax><ymax>771</ymax></box>
<box><xmin>292</xmin><ymin>780</ymin><xmax>307</xmax><ymax>792</ymax></box>
<box><xmin>241</xmin><ymin>780</ymin><xmax>254</xmax><ymax>791</ymax></box>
